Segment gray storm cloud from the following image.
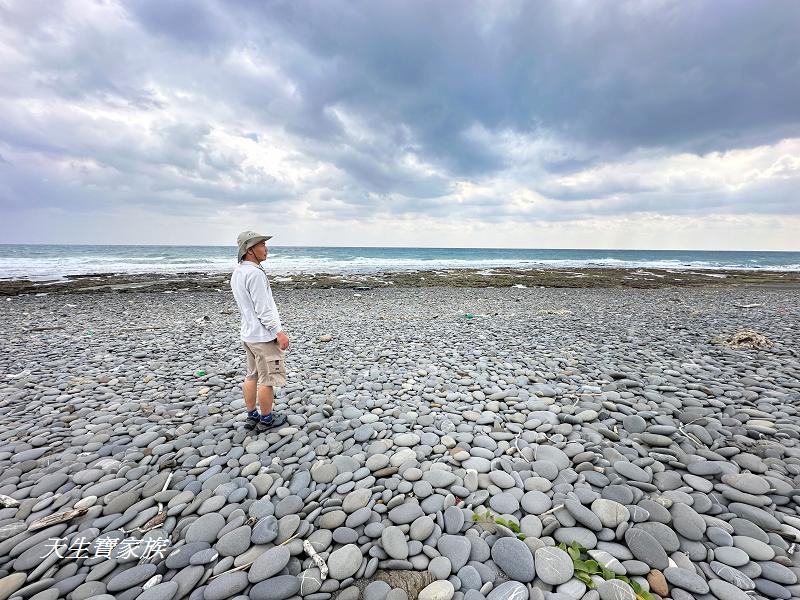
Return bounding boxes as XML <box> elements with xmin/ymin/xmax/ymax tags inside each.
<box><xmin>0</xmin><ymin>0</ymin><xmax>799</xmax><ymax>244</ymax></box>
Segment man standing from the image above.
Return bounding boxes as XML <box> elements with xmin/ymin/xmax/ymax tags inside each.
<box><xmin>231</xmin><ymin>231</ymin><xmax>290</xmax><ymax>432</ymax></box>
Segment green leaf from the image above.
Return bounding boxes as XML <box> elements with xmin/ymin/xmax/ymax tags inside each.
<box><xmin>517</xmin><ymin>534</ymin><xmax>526</xmax><ymax>541</ymax></box>
<box><xmin>558</xmin><ymin>542</ymin><xmax>567</xmax><ymax>551</ymax></box>
<box><xmin>574</xmin><ymin>571</ymin><xmax>594</xmax><ymax>588</ymax></box>
<box><xmin>507</xmin><ymin>521</ymin><xmax>521</xmax><ymax>533</ymax></box>
<box><xmin>472</xmin><ymin>513</ymin><xmax>480</xmax><ymax>521</ymax></box>
<box><xmin>582</xmin><ymin>560</ymin><xmax>601</xmax><ymax>574</ymax></box>
<box><xmin>628</xmin><ymin>579</ymin><xmax>642</xmax><ymax>594</ymax></box>
<box><xmin>568</xmin><ymin>546</ymin><xmax>581</xmax><ymax>561</ymax></box>
<box><xmin>601</xmin><ymin>567</ymin><xmax>615</xmax><ymax>580</ymax></box>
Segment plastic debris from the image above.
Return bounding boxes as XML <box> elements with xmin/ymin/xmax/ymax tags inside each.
<box><xmin>195</xmin><ymin>369</ymin><xmax>206</xmax><ymax>377</ymax></box>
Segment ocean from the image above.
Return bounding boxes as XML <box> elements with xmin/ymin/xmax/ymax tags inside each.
<box><xmin>1</xmin><ymin>245</ymin><xmax>798</xmax><ymax>280</ymax></box>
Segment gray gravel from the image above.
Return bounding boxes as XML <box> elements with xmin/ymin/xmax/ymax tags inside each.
<box><xmin>1</xmin><ymin>286</ymin><xmax>800</xmax><ymax>600</ymax></box>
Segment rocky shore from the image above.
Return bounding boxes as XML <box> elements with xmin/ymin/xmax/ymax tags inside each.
<box><xmin>1</xmin><ymin>286</ymin><xmax>799</xmax><ymax>600</ymax></box>
<box><xmin>2</xmin><ymin>267</ymin><xmax>800</xmax><ymax>296</ymax></box>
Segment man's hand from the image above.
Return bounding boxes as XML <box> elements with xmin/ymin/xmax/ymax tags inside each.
<box><xmin>276</xmin><ymin>331</ymin><xmax>290</xmax><ymax>350</ymax></box>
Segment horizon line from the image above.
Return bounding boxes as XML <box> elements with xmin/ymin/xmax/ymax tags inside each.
<box><xmin>0</xmin><ymin>243</ymin><xmax>798</xmax><ymax>253</ymax></box>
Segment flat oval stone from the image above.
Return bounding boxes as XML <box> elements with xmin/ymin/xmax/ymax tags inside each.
<box><xmin>204</xmin><ymin>571</ymin><xmax>249</xmax><ymax>600</ymax></box>
<box><xmin>249</xmin><ymin>546</ymin><xmax>291</xmax><ymax>583</ymax></box>
<box><xmin>185</xmin><ymin>513</ymin><xmax>225</xmax><ymax>544</ymax></box>
<box><xmin>722</xmin><ymin>473</ymin><xmax>770</xmax><ymax>495</ymax></box>
<box><xmin>591</xmin><ymin>499</ymin><xmax>630</xmax><ymax>528</ymax></box>
<box><xmin>670</xmin><ymin>503</ymin><xmax>706</xmax><ymax>541</ymax></box>
<box><xmin>418</xmin><ymin>580</ymin><xmax>454</xmax><ymax>600</ymax></box>
<box><xmin>388</xmin><ymin>502</ymin><xmax>424</xmax><ymax>525</ymax></box>
<box><xmin>491</xmin><ymin>537</ymin><xmax>535</xmax><ymax>583</ymax></box>
<box><xmin>708</xmin><ymin>578</ymin><xmax>751</xmax><ymax>600</ymax></box>
<box><xmin>624</xmin><ymin>528</ymin><xmax>668</xmax><ymax>570</ymax></box>
<box><xmin>534</xmin><ymin>546</ymin><xmax>573</xmax><ymax>585</ymax></box>
<box><xmin>382</xmin><ymin>526</ymin><xmax>408</xmax><ymax>560</ymax></box>
<box><xmin>437</xmin><ymin>535</ymin><xmax>471</xmax><ymax>572</ymax></box>
<box><xmin>328</xmin><ymin>544</ymin><xmax>363</xmax><ymax>580</ymax></box>
<box><xmin>663</xmin><ymin>567</ymin><xmax>709</xmax><ymax>594</ymax></box>
<box><xmin>107</xmin><ymin>564</ymin><xmax>158</xmax><ymax>592</ymax></box>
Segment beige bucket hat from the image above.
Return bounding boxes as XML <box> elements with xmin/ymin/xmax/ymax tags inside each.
<box><xmin>237</xmin><ymin>230</ymin><xmax>272</xmax><ymax>262</ymax></box>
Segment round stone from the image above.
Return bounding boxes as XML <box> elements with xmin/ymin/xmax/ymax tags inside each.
<box><xmin>428</xmin><ymin>556</ymin><xmax>452</xmax><ymax>580</ymax></box>
<box><xmin>215</xmin><ymin>525</ymin><xmax>251</xmax><ymax>556</ymax></box>
<box><xmin>622</xmin><ymin>415</ymin><xmax>646</xmax><ymax>434</ymax></box>
<box><xmin>388</xmin><ymin>501</ymin><xmax>424</xmax><ymax>524</ymax></box>
<box><xmin>614</xmin><ymin>461</ymin><xmax>651</xmax><ymax>483</ymax></box>
<box><xmin>721</xmin><ymin>473</ymin><xmax>770</xmax><ymax>495</ymax></box>
<box><xmin>382</xmin><ymin>526</ymin><xmax>408</xmax><ymax>560</ymax></box>
<box><xmin>624</xmin><ymin>528</ymin><xmax>668</xmax><ymax>570</ymax></box>
<box><xmin>423</xmin><ymin>470</ymin><xmax>457</xmax><ymax>488</ymax></box>
<box><xmin>708</xmin><ymin>579</ymin><xmax>751</xmax><ymax>600</ymax></box>
<box><xmin>185</xmin><ymin>513</ymin><xmax>225</xmax><ymax>544</ymax></box>
<box><xmin>252</xmin><ymin>516</ymin><xmax>279</xmax><ymax>544</ymax></box>
<box><xmin>534</xmin><ymin>546</ymin><xmax>573</xmax><ymax>585</ymax></box>
<box><xmin>489</xmin><ymin>471</ymin><xmax>516</xmax><ymax>489</ymax></box>
<box><xmin>328</xmin><ymin>544</ymin><xmax>363</xmax><ymax>580</ymax></box>
<box><xmin>489</xmin><ymin>492</ymin><xmax>519</xmax><ymax>514</ymax></box>
<box><xmin>250</xmin><ymin>575</ymin><xmax>301</xmax><ymax>600</ymax></box>
<box><xmin>491</xmin><ymin>537</ymin><xmax>535</xmax><ymax>582</ymax></box>
<box><xmin>107</xmin><ymin>564</ymin><xmax>158</xmax><ymax>592</ymax></box>
<box><xmin>487</xmin><ymin>582</ymin><xmax>528</xmax><ymax>600</ymax></box>
<box><xmin>714</xmin><ymin>546</ymin><xmax>749</xmax><ymax>567</ymax></box>
<box><xmin>443</xmin><ymin>506</ymin><xmax>465</xmax><ymax>534</ymax></box>
<box><xmin>364</xmin><ymin>581</ymin><xmax>392</xmax><ymax>600</ymax></box>
<box><xmin>597</xmin><ymin>579</ymin><xmax>635</xmax><ymax>600</ymax></box>
<box><xmin>437</xmin><ymin>535</ymin><xmax>471</xmax><ymax>572</ymax></box>
<box><xmin>732</xmin><ymin>536</ymin><xmax>774</xmax><ymax>561</ymax></box>
<box><xmin>311</xmin><ymin>463</ymin><xmax>337</xmax><ymax>483</ymax></box>
<box><xmin>137</xmin><ymin>581</ymin><xmax>179</xmax><ymax>600</ymax></box>
<box><xmin>591</xmin><ymin>499</ymin><xmax>630</xmax><ymax>528</ymax></box>
<box><xmin>395</xmin><ymin>433</ymin><xmax>420</xmax><ymax>447</ymax></box>
<box><xmin>521</xmin><ymin>491</ymin><xmax>551</xmax><ymax>514</ymax></box>
<box><xmin>249</xmin><ymin>546</ymin><xmax>291</xmax><ymax>583</ymax></box>
<box><xmin>670</xmin><ymin>503</ymin><xmax>706</xmax><ymax>541</ymax></box>
<box><xmin>418</xmin><ymin>581</ymin><xmax>455</xmax><ymax>600</ymax></box>
<box><xmin>663</xmin><ymin>567</ymin><xmax>710</xmax><ymax>594</ymax></box>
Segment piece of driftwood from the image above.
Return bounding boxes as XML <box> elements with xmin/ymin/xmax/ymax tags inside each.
<box><xmin>303</xmin><ymin>539</ymin><xmax>329</xmax><ymax>579</ymax></box>
<box><xmin>0</xmin><ymin>494</ymin><xmax>20</xmax><ymax>508</ymax></box>
<box><xmin>29</xmin><ymin>508</ymin><xmax>89</xmax><ymax>531</ymax></box>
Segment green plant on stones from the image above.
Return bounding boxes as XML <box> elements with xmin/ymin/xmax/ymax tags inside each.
<box><xmin>558</xmin><ymin>541</ymin><xmax>654</xmax><ymax>600</ymax></box>
<box><xmin>471</xmin><ymin>509</ymin><xmax>526</xmax><ymax>541</ymax></box>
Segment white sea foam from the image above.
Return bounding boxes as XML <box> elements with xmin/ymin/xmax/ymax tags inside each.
<box><xmin>0</xmin><ymin>247</ymin><xmax>798</xmax><ymax>280</ymax></box>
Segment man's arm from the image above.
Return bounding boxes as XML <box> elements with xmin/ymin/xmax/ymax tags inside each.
<box><xmin>246</xmin><ymin>272</ymin><xmax>282</xmax><ymax>339</ymax></box>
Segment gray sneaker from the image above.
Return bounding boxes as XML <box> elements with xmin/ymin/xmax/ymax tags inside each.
<box><xmin>244</xmin><ymin>412</ymin><xmax>260</xmax><ymax>430</ymax></box>
<box><xmin>256</xmin><ymin>413</ymin><xmax>286</xmax><ymax>433</ymax></box>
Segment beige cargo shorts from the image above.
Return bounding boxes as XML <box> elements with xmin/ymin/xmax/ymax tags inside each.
<box><xmin>243</xmin><ymin>340</ymin><xmax>287</xmax><ymax>387</ymax></box>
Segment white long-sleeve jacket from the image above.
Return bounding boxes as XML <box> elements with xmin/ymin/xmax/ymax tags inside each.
<box><xmin>230</xmin><ymin>261</ymin><xmax>282</xmax><ymax>342</ymax></box>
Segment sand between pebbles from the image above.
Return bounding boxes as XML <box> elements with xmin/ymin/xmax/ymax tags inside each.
<box><xmin>0</xmin><ymin>286</ymin><xmax>799</xmax><ymax>600</ymax></box>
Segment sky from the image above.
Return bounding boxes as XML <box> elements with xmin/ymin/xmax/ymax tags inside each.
<box><xmin>1</xmin><ymin>0</ymin><xmax>799</xmax><ymax>250</ymax></box>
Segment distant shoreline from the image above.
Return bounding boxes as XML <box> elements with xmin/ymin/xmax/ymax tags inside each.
<box><xmin>2</xmin><ymin>266</ymin><xmax>799</xmax><ymax>296</ymax></box>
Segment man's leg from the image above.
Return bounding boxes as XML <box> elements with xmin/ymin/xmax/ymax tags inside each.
<box><xmin>257</xmin><ymin>385</ymin><xmax>274</xmax><ymax>416</ymax></box>
<box><xmin>244</xmin><ymin>378</ymin><xmax>257</xmax><ymax>411</ymax></box>
<box><xmin>243</xmin><ymin>343</ymin><xmax>261</xmax><ymax>430</ymax></box>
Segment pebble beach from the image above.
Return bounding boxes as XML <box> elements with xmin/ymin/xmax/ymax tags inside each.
<box><xmin>1</xmin><ymin>284</ymin><xmax>799</xmax><ymax>600</ymax></box>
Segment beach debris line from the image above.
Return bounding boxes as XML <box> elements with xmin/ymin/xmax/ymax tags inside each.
<box><xmin>710</xmin><ymin>328</ymin><xmax>774</xmax><ymax>349</ymax></box>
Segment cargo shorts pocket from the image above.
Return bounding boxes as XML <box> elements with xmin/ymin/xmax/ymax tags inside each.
<box><xmin>265</xmin><ymin>358</ymin><xmax>287</xmax><ymax>386</ymax></box>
